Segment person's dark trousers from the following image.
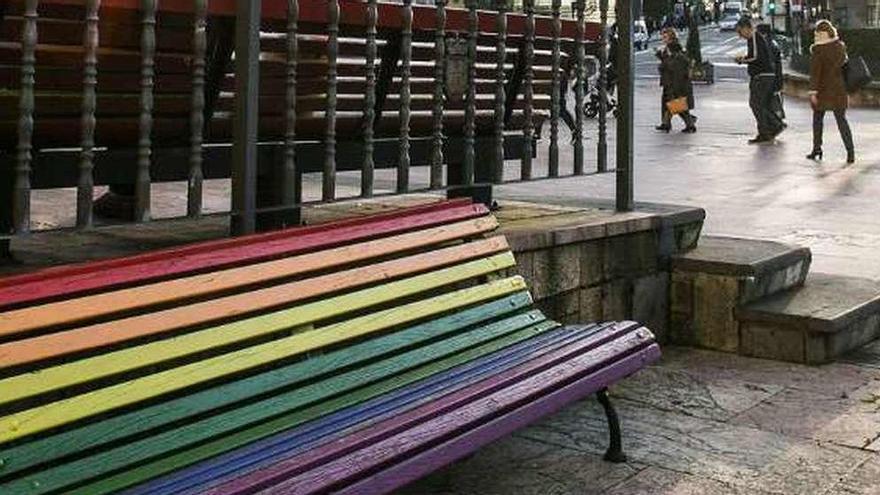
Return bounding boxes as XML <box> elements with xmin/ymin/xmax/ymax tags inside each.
<box><xmin>749</xmin><ymin>76</ymin><xmax>782</xmax><ymax>137</ymax></box>
<box><xmin>813</xmin><ymin>109</ymin><xmax>854</xmax><ymax>153</ymax></box>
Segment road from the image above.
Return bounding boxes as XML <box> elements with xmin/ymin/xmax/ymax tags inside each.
<box><xmin>635</xmin><ymin>24</ymin><xmax>749</xmax><ymax>82</ymax></box>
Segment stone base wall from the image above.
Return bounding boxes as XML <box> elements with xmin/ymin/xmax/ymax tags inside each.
<box><xmin>502</xmin><ymin>208</ymin><xmax>705</xmax><ymax>343</ymax></box>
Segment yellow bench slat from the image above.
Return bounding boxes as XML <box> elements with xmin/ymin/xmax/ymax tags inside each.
<box><xmin>0</xmin><ymin>252</ymin><xmax>516</xmax><ymax>407</ymax></box>
<box><xmin>0</xmin><ymin>276</ymin><xmax>528</xmax><ymax>444</ymax></box>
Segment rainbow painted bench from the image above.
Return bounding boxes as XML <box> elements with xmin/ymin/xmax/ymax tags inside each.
<box><xmin>0</xmin><ymin>200</ymin><xmax>659</xmax><ymax>495</ymax></box>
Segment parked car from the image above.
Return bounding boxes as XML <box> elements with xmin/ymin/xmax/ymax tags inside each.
<box><xmin>634</xmin><ymin>20</ymin><xmax>649</xmax><ymax>50</ymax></box>
<box><xmin>719</xmin><ymin>14</ymin><xmax>740</xmax><ymax>31</ymax></box>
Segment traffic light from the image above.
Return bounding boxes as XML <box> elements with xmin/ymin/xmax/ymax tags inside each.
<box><xmin>768</xmin><ymin>1</ymin><xmax>776</xmax><ymax>14</ymax></box>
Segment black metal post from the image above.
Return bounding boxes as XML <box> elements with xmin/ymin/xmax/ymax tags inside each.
<box><xmin>231</xmin><ymin>0</ymin><xmax>260</xmax><ymax>235</ymax></box>
<box><xmin>615</xmin><ymin>0</ymin><xmax>635</xmax><ymax>212</ymax></box>
<box><xmin>598</xmin><ymin>0</ymin><xmax>609</xmax><ymax>173</ymax></box>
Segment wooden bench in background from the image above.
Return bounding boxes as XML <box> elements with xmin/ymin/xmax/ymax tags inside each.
<box><xmin>0</xmin><ymin>200</ymin><xmax>659</xmax><ymax>494</ymax></box>
<box><xmin>0</xmin><ymin>1</ymin><xmax>598</xmax><ymax>243</ymax></box>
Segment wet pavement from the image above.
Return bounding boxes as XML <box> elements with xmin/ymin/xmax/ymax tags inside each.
<box><xmin>401</xmin><ymin>343</ymin><xmax>880</xmax><ymax>495</ymax></box>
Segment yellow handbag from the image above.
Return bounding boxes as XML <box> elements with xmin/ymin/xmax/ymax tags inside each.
<box><xmin>666</xmin><ymin>97</ymin><xmax>689</xmax><ymax>115</ymax></box>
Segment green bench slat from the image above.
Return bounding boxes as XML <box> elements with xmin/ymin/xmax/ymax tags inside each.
<box><xmin>4</xmin><ymin>316</ymin><xmax>558</xmax><ymax>494</ymax></box>
<box><xmin>0</xmin><ymin>252</ymin><xmax>516</xmax><ymax>411</ymax></box>
<box><xmin>0</xmin><ymin>293</ymin><xmax>534</xmax><ymax>480</ymax></box>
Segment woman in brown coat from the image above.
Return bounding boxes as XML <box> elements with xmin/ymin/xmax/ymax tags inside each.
<box><xmin>808</xmin><ymin>20</ymin><xmax>855</xmax><ymax>163</ymax></box>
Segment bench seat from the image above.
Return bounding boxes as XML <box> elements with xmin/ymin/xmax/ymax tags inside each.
<box><xmin>0</xmin><ymin>200</ymin><xmax>659</xmax><ymax>494</ymax></box>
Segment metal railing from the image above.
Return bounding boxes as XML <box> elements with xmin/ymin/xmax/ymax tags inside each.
<box><xmin>1</xmin><ymin>0</ymin><xmax>629</xmax><ymax>243</ymax></box>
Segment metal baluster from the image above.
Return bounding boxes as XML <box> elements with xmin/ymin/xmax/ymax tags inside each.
<box><xmin>521</xmin><ymin>0</ymin><xmax>535</xmax><ymax>181</ymax></box>
<box><xmin>14</xmin><ymin>0</ymin><xmax>38</xmax><ymax>234</ymax></box>
<box><xmin>549</xmin><ymin>0</ymin><xmax>561</xmax><ymax>178</ymax></box>
<box><xmin>283</xmin><ymin>0</ymin><xmax>299</xmax><ymax>210</ymax></box>
<box><xmin>492</xmin><ymin>1</ymin><xmax>506</xmax><ymax>184</ymax></box>
<box><xmin>324</xmin><ymin>0</ymin><xmax>339</xmax><ymax>201</ymax></box>
<box><xmin>397</xmin><ymin>0</ymin><xmax>412</xmax><ymax>193</ymax></box>
<box><xmin>135</xmin><ymin>0</ymin><xmax>157</xmax><ymax>222</ymax></box>
<box><xmin>573</xmin><ymin>0</ymin><xmax>586</xmax><ymax>175</ymax></box>
<box><xmin>188</xmin><ymin>0</ymin><xmax>207</xmax><ymax>218</ymax></box>
<box><xmin>463</xmin><ymin>0</ymin><xmax>477</xmax><ymax>187</ymax></box>
<box><xmin>77</xmin><ymin>0</ymin><xmax>100</xmax><ymax>228</ymax></box>
<box><xmin>429</xmin><ymin>0</ymin><xmax>446</xmax><ymax>190</ymax></box>
<box><xmin>362</xmin><ymin>0</ymin><xmax>378</xmax><ymax>197</ymax></box>
<box><xmin>597</xmin><ymin>0</ymin><xmax>609</xmax><ymax>172</ymax></box>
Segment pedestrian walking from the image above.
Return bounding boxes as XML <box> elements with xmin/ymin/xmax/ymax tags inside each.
<box><xmin>807</xmin><ymin>20</ymin><xmax>855</xmax><ymax>163</ymax></box>
<box><xmin>735</xmin><ymin>17</ymin><xmax>784</xmax><ymax>143</ymax></box>
<box><xmin>655</xmin><ymin>28</ymin><xmax>697</xmax><ymax>133</ymax></box>
<box><xmin>757</xmin><ymin>24</ymin><xmax>787</xmax><ymax>130</ymax></box>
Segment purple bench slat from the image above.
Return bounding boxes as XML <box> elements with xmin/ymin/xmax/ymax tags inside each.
<box><xmin>338</xmin><ymin>344</ymin><xmax>661</xmax><ymax>495</ymax></box>
<box><xmin>127</xmin><ymin>325</ymin><xmax>607</xmax><ymax>495</ymax></box>
<box><xmin>205</xmin><ymin>322</ymin><xmax>655</xmax><ymax>495</ymax></box>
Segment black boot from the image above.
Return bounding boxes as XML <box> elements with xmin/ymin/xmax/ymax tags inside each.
<box><xmin>806</xmin><ymin>149</ymin><xmax>823</xmax><ymax>160</ymax></box>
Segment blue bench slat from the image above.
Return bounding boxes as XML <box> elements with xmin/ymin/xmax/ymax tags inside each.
<box><xmin>336</xmin><ymin>341</ymin><xmax>661</xmax><ymax>495</ymax></box>
<box><xmin>128</xmin><ymin>324</ymin><xmax>615</xmax><ymax>495</ymax></box>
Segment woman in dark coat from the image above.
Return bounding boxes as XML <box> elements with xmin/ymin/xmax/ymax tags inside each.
<box><xmin>656</xmin><ymin>29</ymin><xmax>697</xmax><ymax>133</ymax></box>
<box><xmin>808</xmin><ymin>20</ymin><xmax>855</xmax><ymax>163</ymax></box>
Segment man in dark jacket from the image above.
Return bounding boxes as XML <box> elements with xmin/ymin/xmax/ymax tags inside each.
<box><xmin>735</xmin><ymin>17</ymin><xmax>784</xmax><ymax>143</ymax></box>
<box><xmin>757</xmin><ymin>23</ymin><xmax>787</xmax><ymax>130</ymax></box>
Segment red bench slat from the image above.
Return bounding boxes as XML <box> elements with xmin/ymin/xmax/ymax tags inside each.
<box><xmin>0</xmin><ymin>199</ymin><xmax>483</xmax><ymax>309</ymax></box>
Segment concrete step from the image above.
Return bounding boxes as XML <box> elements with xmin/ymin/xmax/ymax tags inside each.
<box><xmin>738</xmin><ymin>274</ymin><xmax>880</xmax><ymax>364</ymax></box>
<box><xmin>673</xmin><ymin>236</ymin><xmax>812</xmax><ymax>304</ymax></box>
<box><xmin>670</xmin><ymin>236</ymin><xmax>812</xmax><ymax>352</ymax></box>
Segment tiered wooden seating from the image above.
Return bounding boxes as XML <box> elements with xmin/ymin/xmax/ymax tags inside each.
<box><xmin>0</xmin><ymin>1</ymin><xmax>577</xmax><ymax>189</ymax></box>
<box><xmin>0</xmin><ymin>200</ymin><xmax>659</xmax><ymax>494</ymax></box>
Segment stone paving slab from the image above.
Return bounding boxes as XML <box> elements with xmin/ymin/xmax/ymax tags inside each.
<box><xmin>396</xmin><ymin>434</ymin><xmax>641</xmax><ymax>495</ymax></box>
<box><xmin>842</xmin><ymin>340</ymin><xmax>880</xmax><ymax>370</ymax></box>
<box><xmin>829</xmin><ymin>455</ymin><xmax>880</xmax><ymax>495</ymax></box>
<box><xmin>604</xmin><ymin>466</ymin><xmax>777</xmax><ymax>495</ymax></box>
<box><xmin>402</xmin><ymin>345</ymin><xmax>880</xmax><ymax>495</ymax></box>
<box><xmin>611</xmin><ymin>366</ymin><xmax>783</xmax><ymax>422</ymax></box>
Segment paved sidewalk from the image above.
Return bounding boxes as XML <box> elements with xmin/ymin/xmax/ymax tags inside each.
<box><xmin>495</xmin><ymin>79</ymin><xmax>880</xmax><ymax>280</ymax></box>
<box><xmin>401</xmin><ymin>342</ymin><xmax>880</xmax><ymax>495</ymax></box>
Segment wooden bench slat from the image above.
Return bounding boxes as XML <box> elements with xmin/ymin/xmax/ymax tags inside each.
<box><xmin>0</xmin><ymin>200</ymin><xmax>483</xmax><ymax>309</ymax></box>
<box><xmin>140</xmin><ymin>324</ymin><xmax>603</xmax><ymax>495</ymax></box>
<box><xmin>0</xmin><ymin>275</ymin><xmax>525</xmax><ymax>444</ymax></box>
<box><xmin>4</xmin><ymin>313</ymin><xmax>554</xmax><ymax>495</ymax></box>
<box><xmin>0</xmin><ymin>251</ymin><xmax>516</xmax><ymax>408</ymax></box>
<box><xmin>334</xmin><ymin>342</ymin><xmax>660</xmax><ymax>495</ymax></box>
<box><xmin>0</xmin><ymin>16</ymin><xmax>195</xmax><ymax>52</ymax></box>
<box><xmin>81</xmin><ymin>321</ymin><xmax>562</xmax><ymax>495</ymax></box>
<box><xmin>0</xmin><ymin>235</ymin><xmax>508</xmax><ymax>370</ymax></box>
<box><xmin>0</xmin><ymin>216</ymin><xmax>498</xmax><ymax>340</ymax></box>
<box><xmin>0</xmin><ymin>293</ymin><xmax>535</xmax><ymax>481</ymax></box>
<box><xmin>264</xmin><ymin>327</ymin><xmax>656</xmax><ymax>495</ymax></box>
<box><xmin>201</xmin><ymin>323</ymin><xmax>621</xmax><ymax>495</ymax></box>
<box><xmin>0</xmin><ymin>108</ymin><xmax>551</xmax><ymax>147</ymax></box>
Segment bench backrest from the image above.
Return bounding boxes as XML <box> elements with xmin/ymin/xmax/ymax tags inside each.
<box><xmin>0</xmin><ymin>200</ymin><xmax>550</xmax><ymax>494</ymax></box>
<box><xmin>1</xmin><ymin>1</ymin><xmax>595</xmax><ymax>149</ymax></box>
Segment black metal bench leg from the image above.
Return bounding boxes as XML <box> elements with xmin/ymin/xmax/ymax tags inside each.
<box><xmin>596</xmin><ymin>388</ymin><xmax>627</xmax><ymax>463</ymax></box>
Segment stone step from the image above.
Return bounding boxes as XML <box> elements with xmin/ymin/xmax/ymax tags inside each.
<box><xmin>738</xmin><ymin>274</ymin><xmax>880</xmax><ymax>364</ymax></box>
<box><xmin>672</xmin><ymin>236</ymin><xmax>812</xmax><ymax>303</ymax></box>
<box><xmin>670</xmin><ymin>236</ymin><xmax>811</xmax><ymax>353</ymax></box>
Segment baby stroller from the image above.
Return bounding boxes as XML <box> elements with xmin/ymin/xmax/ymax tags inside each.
<box><xmin>584</xmin><ymin>62</ymin><xmax>618</xmax><ymax>119</ymax></box>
